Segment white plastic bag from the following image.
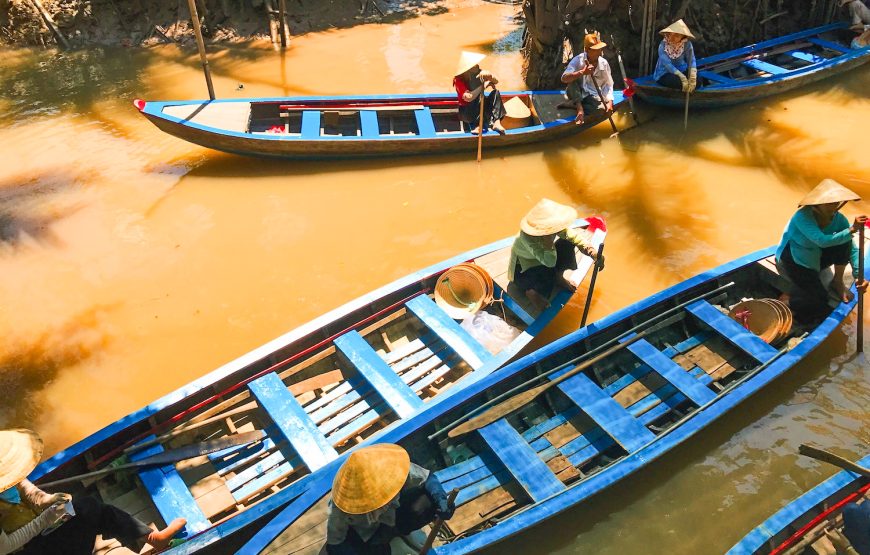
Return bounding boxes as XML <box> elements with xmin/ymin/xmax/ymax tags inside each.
<box><xmin>460</xmin><ymin>311</ymin><xmax>521</xmax><ymax>354</ymax></box>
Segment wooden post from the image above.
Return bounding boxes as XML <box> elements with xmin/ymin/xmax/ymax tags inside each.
<box><xmin>186</xmin><ymin>0</ymin><xmax>216</xmax><ymax>100</ymax></box>
<box><xmin>859</xmin><ymin>224</ymin><xmax>865</xmax><ymax>353</ymax></box>
<box><xmin>29</xmin><ymin>0</ymin><xmax>71</xmax><ymax>50</ymax></box>
<box><xmin>278</xmin><ymin>0</ymin><xmax>288</xmax><ymax>48</ymax></box>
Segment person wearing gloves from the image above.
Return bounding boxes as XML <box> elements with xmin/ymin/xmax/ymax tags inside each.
<box><xmin>453</xmin><ymin>51</ymin><xmax>507</xmax><ymax>135</ymax></box>
<box><xmin>0</xmin><ymin>428</ymin><xmax>186</xmax><ymax>555</ymax></box>
<box><xmin>841</xmin><ymin>0</ymin><xmax>870</xmax><ymax>30</ymax></box>
<box><xmin>508</xmin><ymin>198</ymin><xmax>600</xmax><ymax>312</ymax></box>
<box><xmin>559</xmin><ymin>32</ymin><xmax>614</xmax><ymax>125</ymax></box>
<box><xmin>775</xmin><ymin>179</ymin><xmax>868</xmax><ymax>327</ymax></box>
<box><xmin>653</xmin><ymin>19</ymin><xmax>698</xmax><ymax>93</ymax></box>
<box><xmin>325</xmin><ymin>444</ymin><xmax>454</xmax><ymax>555</ymax></box>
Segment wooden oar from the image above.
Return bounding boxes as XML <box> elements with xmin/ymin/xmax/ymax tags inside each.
<box><xmin>589</xmin><ymin>72</ymin><xmax>618</xmax><ymax>136</ymax></box>
<box><xmin>417</xmin><ymin>489</ymin><xmax>458</xmax><ymax>554</ymax></box>
<box><xmin>683</xmin><ymin>89</ymin><xmax>690</xmax><ymax>131</ymax></box>
<box><xmin>476</xmin><ymin>84</ymin><xmax>486</xmax><ymax>163</ymax></box>
<box><xmin>799</xmin><ymin>444</ymin><xmax>870</xmax><ymax>478</ymax></box>
<box><xmin>39</xmin><ymin>431</ymin><xmax>265</xmax><ymax>488</ymax></box>
<box><xmin>580</xmin><ymin>242</ymin><xmax>605</xmax><ymax>328</ymax></box>
<box><xmin>858</xmin><ymin>223</ymin><xmax>865</xmax><ymax>353</ymax></box>
<box><xmin>447</xmin><ymin>315</ymin><xmax>680</xmax><ymax>438</ymax></box>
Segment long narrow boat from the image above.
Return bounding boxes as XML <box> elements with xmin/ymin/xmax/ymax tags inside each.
<box><xmin>133</xmin><ymin>90</ymin><xmax>627</xmax><ymax>160</ymax></box>
<box><xmin>29</xmin><ymin>218</ymin><xmax>606</xmax><ymax>555</ymax></box>
<box><xmin>634</xmin><ymin>22</ymin><xmax>870</xmax><ymax>109</ymax></box>
<box><xmin>727</xmin><ymin>453</ymin><xmax>870</xmax><ymax>555</ymax></box>
<box><xmin>238</xmin><ymin>238</ymin><xmax>869</xmax><ymax>555</ymax></box>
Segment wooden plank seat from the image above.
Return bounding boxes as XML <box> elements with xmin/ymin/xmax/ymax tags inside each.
<box><xmin>685</xmin><ymin>300</ymin><xmax>778</xmax><ymax>363</ymax></box>
<box><xmin>477</xmin><ymin>420</ymin><xmax>565</xmax><ymax>503</ymax></box>
<box><xmin>742</xmin><ymin>59</ymin><xmax>789</xmax><ymax>75</ymax></box>
<box><xmin>248</xmin><ymin>372</ymin><xmax>338</xmax><ymax>471</ymax></box>
<box><xmin>806</xmin><ymin>37</ymin><xmax>851</xmax><ymax>53</ymax></box>
<box><xmin>359</xmin><ymin>110</ymin><xmax>379</xmax><ymax>138</ymax></box>
<box><xmin>699</xmin><ymin>70</ymin><xmax>738</xmax><ymax>84</ymax></box>
<box><xmin>130</xmin><ymin>438</ymin><xmax>210</xmax><ymax>536</ymax></box>
<box><xmin>335</xmin><ymin>331</ymin><xmax>424</xmax><ymax>418</ymax></box>
<box><xmin>788</xmin><ymin>50</ymin><xmax>826</xmax><ymax>64</ymax></box>
<box><xmin>405</xmin><ymin>295</ymin><xmax>493</xmax><ymax>370</ymax></box>
<box><xmin>300</xmin><ymin>111</ymin><xmax>321</xmax><ymax>138</ymax></box>
<box><xmin>625</xmin><ymin>338</ymin><xmax>718</xmax><ymax>407</ymax></box>
<box><xmin>414</xmin><ymin>108</ymin><xmax>437</xmax><ymax>137</ymax></box>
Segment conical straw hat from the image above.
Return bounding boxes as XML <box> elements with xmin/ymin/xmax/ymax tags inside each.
<box><xmin>728</xmin><ymin>299</ymin><xmax>781</xmax><ymax>344</ymax></box>
<box><xmin>504</xmin><ymin>96</ymin><xmax>532</xmax><ymax>119</ymax></box>
<box><xmin>798</xmin><ymin>179</ymin><xmax>861</xmax><ymax>207</ymax></box>
<box><xmin>455</xmin><ymin>51</ymin><xmax>486</xmax><ymax>77</ymax></box>
<box><xmin>434</xmin><ymin>264</ymin><xmax>492</xmax><ymax>320</ymax></box>
<box><xmin>660</xmin><ymin>19</ymin><xmax>696</xmax><ymax>39</ymax></box>
<box><xmin>333</xmin><ymin>444</ymin><xmax>410</xmax><ymax>515</ymax></box>
<box><xmin>520</xmin><ymin>198</ymin><xmax>578</xmax><ymax>236</ymax></box>
<box><xmin>0</xmin><ymin>429</ymin><xmax>43</xmax><ymax>491</ymax></box>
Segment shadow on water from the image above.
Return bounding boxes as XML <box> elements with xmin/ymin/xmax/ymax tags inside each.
<box><xmin>0</xmin><ymin>173</ymin><xmax>82</xmax><ymax>248</ymax></box>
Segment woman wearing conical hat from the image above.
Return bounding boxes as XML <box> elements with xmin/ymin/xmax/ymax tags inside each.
<box><xmin>654</xmin><ymin>19</ymin><xmax>698</xmax><ymax>93</ymax></box>
<box><xmin>326</xmin><ymin>444</ymin><xmax>453</xmax><ymax>555</ymax></box>
<box><xmin>775</xmin><ymin>179</ymin><xmax>868</xmax><ymax>326</ymax></box>
<box><xmin>508</xmin><ymin>198</ymin><xmax>601</xmax><ymax>312</ymax></box>
<box><xmin>453</xmin><ymin>51</ymin><xmax>507</xmax><ymax>135</ymax></box>
<box><xmin>0</xmin><ymin>428</ymin><xmax>186</xmax><ymax>554</ymax></box>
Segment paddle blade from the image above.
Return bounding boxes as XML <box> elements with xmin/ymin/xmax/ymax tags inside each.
<box><xmin>799</xmin><ymin>444</ymin><xmax>870</xmax><ymax>478</ymax></box>
<box><xmin>139</xmin><ymin>430</ymin><xmax>265</xmax><ymax>467</ymax></box>
<box><xmin>447</xmin><ymin>384</ymin><xmax>546</xmax><ymax>439</ymax></box>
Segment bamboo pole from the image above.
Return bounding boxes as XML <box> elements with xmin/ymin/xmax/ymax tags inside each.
<box><xmin>29</xmin><ymin>0</ymin><xmax>70</xmax><ymax>50</ymax></box>
<box><xmin>278</xmin><ymin>0</ymin><xmax>288</xmax><ymax>48</ymax></box>
<box><xmin>186</xmin><ymin>0</ymin><xmax>216</xmax><ymax>100</ymax></box>
<box><xmin>858</xmin><ymin>224</ymin><xmax>865</xmax><ymax>353</ymax></box>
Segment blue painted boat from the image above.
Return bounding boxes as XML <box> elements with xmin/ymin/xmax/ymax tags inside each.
<box><xmin>236</xmin><ymin>241</ymin><xmax>868</xmax><ymax>555</ymax></box>
<box><xmin>133</xmin><ymin>90</ymin><xmax>627</xmax><ymax>160</ymax></box>
<box><xmin>635</xmin><ymin>22</ymin><xmax>870</xmax><ymax>109</ymax></box>
<box><xmin>727</xmin><ymin>453</ymin><xmax>870</xmax><ymax>555</ymax></box>
<box><xmin>28</xmin><ymin>219</ymin><xmax>606</xmax><ymax>554</ymax></box>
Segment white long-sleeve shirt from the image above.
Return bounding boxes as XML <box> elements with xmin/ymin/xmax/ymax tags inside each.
<box><xmin>847</xmin><ymin>0</ymin><xmax>870</xmax><ymax>26</ymax></box>
<box><xmin>561</xmin><ymin>53</ymin><xmax>614</xmax><ymax>102</ymax></box>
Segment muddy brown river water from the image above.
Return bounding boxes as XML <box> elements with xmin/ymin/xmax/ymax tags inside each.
<box><xmin>1</xmin><ymin>1</ymin><xmax>868</xmax><ymax>553</ymax></box>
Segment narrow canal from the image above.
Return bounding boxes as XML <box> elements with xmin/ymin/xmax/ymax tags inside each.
<box><xmin>1</xmin><ymin>1</ymin><xmax>867</xmax><ymax>553</ymax></box>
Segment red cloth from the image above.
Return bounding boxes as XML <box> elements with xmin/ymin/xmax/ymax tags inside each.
<box><xmin>453</xmin><ymin>76</ymin><xmax>470</xmax><ymax>106</ymax></box>
<box><xmin>623</xmin><ymin>77</ymin><xmax>636</xmax><ymax>98</ymax></box>
<box><xmin>585</xmin><ymin>216</ymin><xmax>607</xmax><ymax>233</ymax></box>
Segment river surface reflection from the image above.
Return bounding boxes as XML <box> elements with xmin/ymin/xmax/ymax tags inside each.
<box><xmin>1</xmin><ymin>1</ymin><xmax>868</xmax><ymax>553</ymax></box>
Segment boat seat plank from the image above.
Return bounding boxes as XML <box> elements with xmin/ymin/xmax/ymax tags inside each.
<box><xmin>685</xmin><ymin>300</ymin><xmax>778</xmax><ymax>362</ymax></box>
<box><xmin>625</xmin><ymin>338</ymin><xmax>717</xmax><ymax>407</ymax></box>
<box><xmin>806</xmin><ymin>37</ymin><xmax>851</xmax><ymax>53</ymax></box>
<box><xmin>742</xmin><ymin>59</ymin><xmax>789</xmax><ymax>75</ymax></box>
<box><xmin>556</xmin><ymin>372</ymin><xmax>655</xmax><ymax>452</ymax></box>
<box><xmin>248</xmin><ymin>372</ymin><xmax>338</xmax><ymax>471</ymax></box>
<box><xmin>405</xmin><ymin>295</ymin><xmax>492</xmax><ymax>369</ymax></box>
<box><xmin>493</xmin><ymin>283</ymin><xmax>535</xmax><ymax>326</ymax></box>
<box><xmin>226</xmin><ymin>449</ymin><xmax>296</xmax><ymax>494</ymax></box>
<box><xmin>130</xmin><ymin>438</ymin><xmax>210</xmax><ymax>536</ymax></box>
<box><xmin>359</xmin><ymin>110</ymin><xmax>379</xmax><ymax>138</ymax></box>
<box><xmin>382</xmin><ymin>332</ymin><xmax>437</xmax><ymax>366</ymax></box>
<box><xmin>334</xmin><ymin>331</ymin><xmax>423</xmax><ymax>418</ymax></box>
<box><xmin>698</xmin><ymin>70</ymin><xmax>738</xmax><ymax>84</ymax></box>
<box><xmin>789</xmin><ymin>50</ymin><xmax>826</xmax><ymax>63</ymax></box>
<box><xmin>414</xmin><ymin>108</ymin><xmax>437</xmax><ymax>138</ymax></box>
<box><xmin>300</xmin><ymin>111</ymin><xmax>321</xmax><ymax>138</ymax></box>
<box><xmin>391</xmin><ymin>341</ymin><xmax>450</xmax><ymax>377</ymax></box>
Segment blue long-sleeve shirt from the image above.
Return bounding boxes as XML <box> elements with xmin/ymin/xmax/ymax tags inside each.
<box><xmin>653</xmin><ymin>40</ymin><xmax>697</xmax><ymax>81</ymax></box>
<box><xmin>775</xmin><ymin>207</ymin><xmax>860</xmax><ymax>277</ymax></box>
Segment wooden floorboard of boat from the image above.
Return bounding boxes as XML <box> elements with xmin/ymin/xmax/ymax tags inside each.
<box><xmin>531</xmin><ymin>93</ymin><xmax>572</xmax><ymax>125</ymax></box>
<box><xmin>263</xmin><ymin>494</ymin><xmax>330</xmax><ymax>555</ymax></box>
<box><xmin>163</xmin><ymin>102</ymin><xmax>252</xmax><ymax>133</ymax></box>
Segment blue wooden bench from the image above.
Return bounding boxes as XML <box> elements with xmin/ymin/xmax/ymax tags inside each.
<box><xmin>300</xmin><ymin>111</ymin><xmax>321</xmax><ymax>138</ymax></box>
<box><xmin>742</xmin><ymin>59</ymin><xmax>789</xmax><ymax>75</ymax></box>
<box><xmin>807</xmin><ymin>37</ymin><xmax>851</xmax><ymax>53</ymax></box>
<box><xmin>359</xmin><ymin>110</ymin><xmax>380</xmax><ymax>138</ymax></box>
<box><xmin>478</xmin><ymin>420</ymin><xmax>565</xmax><ymax>503</ymax></box>
<box><xmin>493</xmin><ymin>283</ymin><xmax>534</xmax><ymax>327</ymax></box>
<box><xmin>685</xmin><ymin>300</ymin><xmax>778</xmax><ymax>363</ymax></box>
<box><xmin>405</xmin><ymin>295</ymin><xmax>492</xmax><ymax>370</ymax></box>
<box><xmin>625</xmin><ymin>338</ymin><xmax>717</xmax><ymax>407</ymax></box>
<box><xmin>248</xmin><ymin>372</ymin><xmax>338</xmax><ymax>471</ymax></box>
<box><xmin>414</xmin><ymin>108</ymin><xmax>437</xmax><ymax>138</ymax></box>
<box><xmin>699</xmin><ymin>70</ymin><xmax>738</xmax><ymax>85</ymax></box>
<box><xmin>335</xmin><ymin>331</ymin><xmax>423</xmax><ymax>418</ymax></box>
<box><xmin>789</xmin><ymin>50</ymin><xmax>826</xmax><ymax>64</ymax></box>
<box><xmin>131</xmin><ymin>438</ymin><xmax>210</xmax><ymax>536</ymax></box>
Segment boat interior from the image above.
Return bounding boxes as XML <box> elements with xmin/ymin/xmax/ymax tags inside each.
<box><xmin>777</xmin><ymin>483</ymin><xmax>870</xmax><ymax>555</ymax></box>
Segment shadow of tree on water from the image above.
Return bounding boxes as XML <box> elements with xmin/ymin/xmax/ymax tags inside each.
<box><xmin>0</xmin><ymin>173</ymin><xmax>82</xmax><ymax>249</ymax></box>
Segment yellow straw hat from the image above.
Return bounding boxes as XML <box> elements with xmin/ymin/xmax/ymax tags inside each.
<box><xmin>660</xmin><ymin>19</ymin><xmax>696</xmax><ymax>39</ymax></box>
<box><xmin>454</xmin><ymin>51</ymin><xmax>486</xmax><ymax>77</ymax></box>
<box><xmin>504</xmin><ymin>96</ymin><xmax>532</xmax><ymax>119</ymax></box>
<box><xmin>798</xmin><ymin>179</ymin><xmax>862</xmax><ymax>207</ymax></box>
<box><xmin>434</xmin><ymin>264</ymin><xmax>493</xmax><ymax>320</ymax></box>
<box><xmin>520</xmin><ymin>198</ymin><xmax>578</xmax><ymax>236</ymax></box>
<box><xmin>728</xmin><ymin>299</ymin><xmax>782</xmax><ymax>344</ymax></box>
<box><xmin>0</xmin><ymin>429</ymin><xmax>43</xmax><ymax>492</ymax></box>
<box><xmin>332</xmin><ymin>444</ymin><xmax>410</xmax><ymax>515</ymax></box>
<box><xmin>583</xmin><ymin>33</ymin><xmax>607</xmax><ymax>50</ymax></box>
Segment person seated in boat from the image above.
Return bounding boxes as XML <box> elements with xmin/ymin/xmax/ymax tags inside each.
<box><xmin>453</xmin><ymin>51</ymin><xmax>507</xmax><ymax>135</ymax></box>
<box><xmin>508</xmin><ymin>198</ymin><xmax>600</xmax><ymax>312</ymax></box>
<box><xmin>841</xmin><ymin>0</ymin><xmax>870</xmax><ymax>31</ymax></box>
<box><xmin>775</xmin><ymin>179</ymin><xmax>868</xmax><ymax>327</ymax></box>
<box><xmin>325</xmin><ymin>444</ymin><xmax>453</xmax><ymax>555</ymax></box>
<box><xmin>0</xmin><ymin>428</ymin><xmax>186</xmax><ymax>555</ymax></box>
<box><xmin>558</xmin><ymin>32</ymin><xmax>614</xmax><ymax>125</ymax></box>
<box><xmin>654</xmin><ymin>19</ymin><xmax>698</xmax><ymax>93</ymax></box>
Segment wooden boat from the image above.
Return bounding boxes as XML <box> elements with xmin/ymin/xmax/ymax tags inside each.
<box><xmin>29</xmin><ymin>218</ymin><xmax>606</xmax><ymax>555</ymax></box>
<box><xmin>634</xmin><ymin>22</ymin><xmax>870</xmax><ymax>109</ymax></box>
<box><xmin>237</xmin><ymin>239</ymin><xmax>869</xmax><ymax>555</ymax></box>
<box><xmin>133</xmin><ymin>90</ymin><xmax>627</xmax><ymax>160</ymax></box>
<box><xmin>727</xmin><ymin>453</ymin><xmax>870</xmax><ymax>555</ymax></box>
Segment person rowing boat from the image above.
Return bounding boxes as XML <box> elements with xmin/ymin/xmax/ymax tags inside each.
<box><xmin>452</xmin><ymin>51</ymin><xmax>506</xmax><ymax>135</ymax></box>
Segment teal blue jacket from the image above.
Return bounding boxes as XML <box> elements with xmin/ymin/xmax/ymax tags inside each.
<box><xmin>775</xmin><ymin>207</ymin><xmax>859</xmax><ymax>277</ymax></box>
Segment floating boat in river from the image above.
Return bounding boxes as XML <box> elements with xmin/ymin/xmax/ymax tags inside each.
<box><xmin>29</xmin><ymin>218</ymin><xmax>605</xmax><ymax>555</ymax></box>
<box><xmin>237</xmin><ymin>240</ymin><xmax>869</xmax><ymax>555</ymax></box>
<box><xmin>133</xmin><ymin>90</ymin><xmax>627</xmax><ymax>160</ymax></box>
<box><xmin>634</xmin><ymin>22</ymin><xmax>870</xmax><ymax>109</ymax></box>
<box><xmin>727</xmin><ymin>451</ymin><xmax>870</xmax><ymax>555</ymax></box>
